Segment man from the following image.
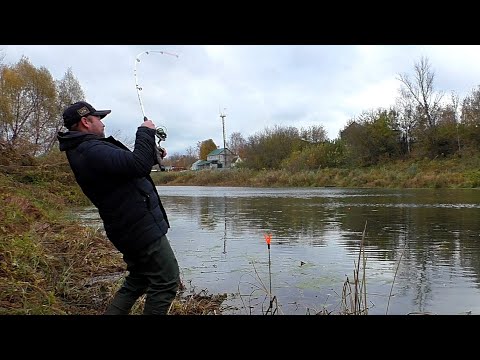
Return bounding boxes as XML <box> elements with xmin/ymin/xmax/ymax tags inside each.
<box><xmin>57</xmin><ymin>101</ymin><xmax>179</xmax><ymax>315</ymax></box>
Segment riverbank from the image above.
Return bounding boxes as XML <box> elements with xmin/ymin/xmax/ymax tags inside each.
<box><xmin>151</xmin><ymin>157</ymin><xmax>480</xmax><ymax>188</ymax></box>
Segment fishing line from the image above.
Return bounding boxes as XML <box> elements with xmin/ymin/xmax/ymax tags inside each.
<box><xmin>134</xmin><ymin>50</ymin><xmax>179</xmax><ymax>142</ymax></box>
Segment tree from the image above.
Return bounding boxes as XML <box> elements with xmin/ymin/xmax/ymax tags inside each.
<box><xmin>300</xmin><ymin>124</ymin><xmax>327</xmax><ymax>143</ymax></box>
<box><xmin>185</xmin><ymin>145</ymin><xmax>197</xmax><ymax>159</ymax></box>
<box><xmin>397</xmin><ymin>56</ymin><xmax>443</xmax><ymax>129</ymax></box>
<box><xmin>163</xmin><ymin>152</ymin><xmax>197</xmax><ymax>168</ymax></box>
<box><xmin>398</xmin><ymin>56</ymin><xmax>445</xmax><ymax>158</ymax></box>
<box><xmin>0</xmin><ymin>56</ymin><xmax>58</xmax><ymax>156</ymax></box>
<box><xmin>460</xmin><ymin>86</ymin><xmax>480</xmax><ymax>151</ymax></box>
<box><xmin>227</xmin><ymin>131</ymin><xmax>247</xmax><ymax>158</ymax></box>
<box><xmin>243</xmin><ymin>125</ymin><xmax>305</xmax><ymax>170</ymax></box>
<box><xmin>0</xmin><ymin>58</ymin><xmax>86</xmax><ymax>156</ymax></box>
<box><xmin>395</xmin><ymin>90</ymin><xmax>418</xmax><ymax>155</ymax></box>
<box><xmin>462</xmin><ymin>86</ymin><xmax>480</xmax><ymax>126</ymax></box>
<box><xmin>199</xmin><ymin>139</ymin><xmax>217</xmax><ymax>160</ymax></box>
<box><xmin>43</xmin><ymin>68</ymin><xmax>86</xmax><ymax>153</ymax></box>
<box><xmin>281</xmin><ymin>139</ymin><xmax>347</xmax><ymax>171</ymax></box>
<box><xmin>437</xmin><ymin>91</ymin><xmax>461</xmax><ymax>155</ymax></box>
<box><xmin>340</xmin><ymin>108</ymin><xmax>401</xmax><ymax>166</ymax></box>
<box><xmin>56</xmin><ymin>67</ymin><xmax>85</xmax><ymax>119</ymax></box>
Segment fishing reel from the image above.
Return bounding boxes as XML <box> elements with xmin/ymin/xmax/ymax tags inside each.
<box><xmin>154</xmin><ymin>126</ymin><xmax>167</xmax><ymax>168</ymax></box>
<box><xmin>155</xmin><ymin>126</ymin><xmax>167</xmax><ymax>142</ymax></box>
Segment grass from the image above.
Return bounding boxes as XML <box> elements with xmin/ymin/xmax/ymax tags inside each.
<box><xmin>338</xmin><ymin>221</ymin><xmax>369</xmax><ymax>315</ymax></box>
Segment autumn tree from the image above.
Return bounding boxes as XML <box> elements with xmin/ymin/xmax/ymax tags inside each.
<box><xmin>340</xmin><ymin>108</ymin><xmax>401</xmax><ymax>166</ymax></box>
<box><xmin>462</xmin><ymin>86</ymin><xmax>480</xmax><ymax>126</ymax></box>
<box><xmin>433</xmin><ymin>91</ymin><xmax>462</xmax><ymax>155</ymax></box>
<box><xmin>281</xmin><ymin>139</ymin><xmax>347</xmax><ymax>171</ymax></box>
<box><xmin>0</xmin><ymin>57</ymin><xmax>57</xmax><ymax>156</ymax></box>
<box><xmin>56</xmin><ymin>67</ymin><xmax>85</xmax><ymax>108</ymax></box>
<box><xmin>0</xmin><ymin>57</ymin><xmax>86</xmax><ymax>156</ymax></box>
<box><xmin>242</xmin><ymin>125</ymin><xmax>305</xmax><ymax>170</ymax></box>
<box><xmin>44</xmin><ymin>68</ymin><xmax>85</xmax><ymax>153</ymax></box>
<box><xmin>199</xmin><ymin>139</ymin><xmax>217</xmax><ymax>160</ymax></box>
<box><xmin>460</xmin><ymin>86</ymin><xmax>480</xmax><ymax>151</ymax></box>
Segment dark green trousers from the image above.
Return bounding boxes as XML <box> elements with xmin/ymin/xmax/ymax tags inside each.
<box><xmin>105</xmin><ymin>234</ymin><xmax>179</xmax><ymax>315</ymax></box>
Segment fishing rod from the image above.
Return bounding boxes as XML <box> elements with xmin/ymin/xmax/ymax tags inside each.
<box><xmin>134</xmin><ymin>50</ymin><xmax>179</xmax><ymax>143</ymax></box>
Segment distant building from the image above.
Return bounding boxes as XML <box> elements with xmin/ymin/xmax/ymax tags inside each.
<box><xmin>190</xmin><ymin>160</ymin><xmax>210</xmax><ymax>170</ymax></box>
<box><xmin>191</xmin><ymin>148</ymin><xmax>237</xmax><ymax>170</ymax></box>
<box><xmin>206</xmin><ymin>148</ymin><xmax>236</xmax><ymax>168</ymax></box>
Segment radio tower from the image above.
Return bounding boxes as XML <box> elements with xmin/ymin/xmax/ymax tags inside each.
<box><xmin>220</xmin><ymin>108</ymin><xmax>227</xmax><ymax>168</ymax></box>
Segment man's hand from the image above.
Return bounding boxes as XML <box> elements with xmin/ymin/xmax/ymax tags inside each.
<box><xmin>142</xmin><ymin>120</ymin><xmax>156</xmax><ymax>129</ymax></box>
<box><xmin>157</xmin><ymin>146</ymin><xmax>167</xmax><ymax>159</ymax></box>
<box><xmin>155</xmin><ymin>145</ymin><xmax>166</xmax><ymax>165</ymax></box>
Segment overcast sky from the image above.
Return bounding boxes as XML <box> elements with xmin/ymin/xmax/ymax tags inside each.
<box><xmin>2</xmin><ymin>45</ymin><xmax>480</xmax><ymax>156</ymax></box>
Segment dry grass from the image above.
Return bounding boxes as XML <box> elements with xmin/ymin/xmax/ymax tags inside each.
<box><xmin>150</xmin><ymin>156</ymin><xmax>480</xmax><ymax>189</ymax></box>
<box><xmin>337</xmin><ymin>220</ymin><xmax>369</xmax><ymax>315</ymax></box>
<box><xmin>169</xmin><ymin>289</ymin><xmax>228</xmax><ymax>315</ymax></box>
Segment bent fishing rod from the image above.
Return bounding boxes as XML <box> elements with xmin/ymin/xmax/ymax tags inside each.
<box><xmin>134</xmin><ymin>50</ymin><xmax>179</xmax><ymax>142</ymax></box>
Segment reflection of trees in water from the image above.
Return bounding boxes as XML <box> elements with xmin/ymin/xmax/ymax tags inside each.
<box><xmin>166</xmin><ymin>195</ymin><xmax>333</xmax><ymax>246</ymax></box>
<box><xmin>198</xmin><ymin>197</ymin><xmax>217</xmax><ymax>230</ymax></box>
<box><xmin>223</xmin><ymin>196</ymin><xmax>227</xmax><ymax>254</ymax></box>
<box><xmin>454</xmin><ymin>213</ymin><xmax>480</xmax><ymax>290</ymax></box>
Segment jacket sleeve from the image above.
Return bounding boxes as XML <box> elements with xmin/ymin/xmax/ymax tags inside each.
<box><xmin>81</xmin><ymin>127</ymin><xmax>157</xmax><ymax>178</ymax></box>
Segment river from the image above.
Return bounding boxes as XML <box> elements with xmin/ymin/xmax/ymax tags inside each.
<box><xmin>80</xmin><ymin>186</ymin><xmax>480</xmax><ymax>315</ymax></box>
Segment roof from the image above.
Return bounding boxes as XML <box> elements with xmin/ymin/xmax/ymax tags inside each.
<box><xmin>207</xmin><ymin>148</ymin><xmax>234</xmax><ymax>156</ymax></box>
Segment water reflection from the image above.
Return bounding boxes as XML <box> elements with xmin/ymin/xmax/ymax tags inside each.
<box><xmin>80</xmin><ymin>186</ymin><xmax>480</xmax><ymax>314</ymax></box>
<box><xmin>222</xmin><ymin>195</ymin><xmax>227</xmax><ymax>255</ymax></box>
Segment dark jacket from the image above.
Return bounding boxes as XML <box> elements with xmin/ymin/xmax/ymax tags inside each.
<box><xmin>57</xmin><ymin>126</ymin><xmax>169</xmax><ymax>255</ymax></box>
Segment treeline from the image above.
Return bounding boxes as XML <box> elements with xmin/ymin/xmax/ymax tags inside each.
<box><xmin>0</xmin><ymin>55</ymin><xmax>85</xmax><ymax>159</ymax></box>
<box><xmin>218</xmin><ymin>57</ymin><xmax>480</xmax><ymax>171</ymax></box>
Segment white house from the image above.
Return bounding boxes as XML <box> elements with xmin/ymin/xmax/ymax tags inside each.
<box><xmin>206</xmin><ymin>148</ymin><xmax>236</xmax><ymax>168</ymax></box>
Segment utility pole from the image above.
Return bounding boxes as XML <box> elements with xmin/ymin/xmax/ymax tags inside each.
<box><xmin>220</xmin><ymin>108</ymin><xmax>227</xmax><ymax>168</ymax></box>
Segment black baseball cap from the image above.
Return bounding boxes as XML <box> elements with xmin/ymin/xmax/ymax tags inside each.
<box><xmin>62</xmin><ymin>101</ymin><xmax>111</xmax><ymax>128</ymax></box>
